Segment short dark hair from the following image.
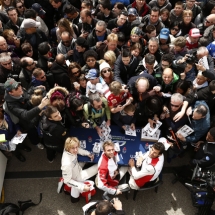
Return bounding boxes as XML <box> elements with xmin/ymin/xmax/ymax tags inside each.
<box><xmin>161</xmin><ymin>53</ymin><xmax>173</xmax><ymax>64</ymax></box>
<box><xmin>153</xmin><ymin>142</ymin><xmax>165</xmax><ymax>155</ymax></box>
<box><xmin>145</xmin><ymin>53</ymin><xmax>155</xmax><ymax>65</ymax></box>
<box><xmin>24</xmin><ymin>9</ymin><xmax>36</xmax><ymax>19</ymax></box>
<box><xmin>114</xmin><ymin>2</ymin><xmax>124</xmax><ymax>10</ymax></box>
<box><xmin>100</xmin><ymin>0</ymin><xmax>111</xmax><ymax>10</ymax></box>
<box><xmin>83</xmin><ymin>50</ymin><xmax>98</xmax><ymax>62</ymax></box>
<box><xmin>122</xmin><ymin>47</ymin><xmax>131</xmax><ymax>58</ymax></box>
<box><xmin>117</xmin><ymin>32</ymin><xmax>126</xmax><ymax>42</ymax></box>
<box><xmin>95</xmin><ymin>201</ymin><xmax>112</xmax><ymax>215</ymax></box>
<box><xmin>195</xmin><ymin>104</ymin><xmax>208</xmax><ymax>117</ymax></box>
<box><xmin>68</xmin><ymin>92</ymin><xmax>84</xmax><ymax>111</ymax></box>
<box><xmin>209</xmin><ymin>127</ymin><xmax>215</xmax><ymax>141</ymax></box>
<box><xmin>209</xmin><ymin>80</ymin><xmax>215</xmax><ymax>91</ymax></box>
<box><xmin>38</xmin><ymin>42</ymin><xmax>50</xmax><ymax>56</ymax></box>
<box><xmin>64</xmin><ymin>4</ymin><xmax>77</xmax><ymax>14</ymax></box>
<box><xmin>44</xmin><ymin>105</ymin><xmax>58</xmax><ymax>118</ymax></box>
<box><xmin>175</xmin><ymin>1</ymin><xmax>183</xmax><ymax>7</ymax></box>
<box><xmin>119</xmin><ymin>10</ymin><xmax>128</xmax><ymax>17</ymax></box>
<box><xmin>146</xmin><ymin>25</ymin><xmax>156</xmax><ymax>34</ymax></box>
<box><xmin>151</xmin><ymin>7</ymin><xmax>160</xmax><ymax>14</ymax></box>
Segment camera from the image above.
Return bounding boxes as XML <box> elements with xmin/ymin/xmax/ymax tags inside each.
<box><xmin>102</xmin><ymin>192</ymin><xmax>114</xmax><ymax>203</ymax></box>
<box><xmin>192</xmin><ymin>164</ymin><xmax>215</xmax><ymax>188</ymax></box>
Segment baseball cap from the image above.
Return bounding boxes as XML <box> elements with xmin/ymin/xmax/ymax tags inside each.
<box><xmin>85</xmin><ymin>69</ymin><xmax>99</xmax><ymax>79</ymax></box>
<box><xmin>131</xmin><ymin>27</ymin><xmax>142</xmax><ymax>36</ymax></box>
<box><xmin>128</xmin><ymin>8</ymin><xmax>138</xmax><ymax>16</ymax></box>
<box><xmin>32</xmin><ymin>3</ymin><xmax>46</xmax><ymax>16</ymax></box>
<box><xmin>160</xmin><ymin>28</ymin><xmax>170</xmax><ymax>40</ymax></box>
<box><xmin>23</xmin><ymin>18</ymin><xmax>41</xmax><ymax>28</ymax></box>
<box><xmin>189</xmin><ymin>28</ymin><xmax>202</xmax><ymax>38</ymax></box>
<box><xmin>4</xmin><ymin>79</ymin><xmax>20</xmax><ymax>92</ymax></box>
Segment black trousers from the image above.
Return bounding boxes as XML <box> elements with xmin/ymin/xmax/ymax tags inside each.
<box><xmin>46</xmin><ymin>145</ymin><xmax>63</xmax><ymax>161</ymax></box>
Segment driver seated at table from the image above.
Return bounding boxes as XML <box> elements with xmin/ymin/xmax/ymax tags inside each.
<box><xmin>128</xmin><ymin>142</ymin><xmax>165</xmax><ymax>190</ymax></box>
<box><xmin>96</xmin><ymin>141</ymin><xmax>128</xmax><ymax>195</ymax></box>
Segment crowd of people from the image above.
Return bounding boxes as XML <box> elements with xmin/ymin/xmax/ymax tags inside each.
<box><xmin>1</xmin><ymin>0</ymin><xmax>215</xmax><ymax>213</ymax></box>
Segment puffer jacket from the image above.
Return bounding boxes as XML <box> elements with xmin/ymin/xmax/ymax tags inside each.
<box><xmin>61</xmin><ymin>148</ymin><xmax>90</xmax><ymax>191</ymax></box>
<box><xmin>149</xmin><ymin>0</ymin><xmax>172</xmax><ymax>11</ymax></box>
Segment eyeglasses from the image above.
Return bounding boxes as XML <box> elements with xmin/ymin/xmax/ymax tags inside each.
<box><xmin>2</xmin><ymin>61</ymin><xmax>11</xmax><ymax>66</ymax></box>
<box><xmin>72</xmin><ymin>70</ymin><xmax>80</xmax><ymax>75</ymax></box>
<box><xmin>86</xmin><ymin>59</ymin><xmax>96</xmax><ymax>63</ymax></box>
<box><xmin>104</xmin><ymin>59</ymin><xmax>111</xmax><ymax>63</ymax></box>
<box><xmin>170</xmin><ymin>103</ymin><xmax>180</xmax><ymax>108</ymax></box>
<box><xmin>102</xmin><ymin>68</ymin><xmax>111</xmax><ymax>73</ymax></box>
<box><xmin>171</xmin><ymin>27</ymin><xmax>179</xmax><ymax>31</ymax></box>
<box><xmin>28</xmin><ymin>61</ymin><xmax>35</xmax><ymax>66</ymax></box>
<box><xmin>17</xmin><ymin>5</ymin><xmax>23</xmax><ymax>9</ymax></box>
<box><xmin>40</xmin><ymin>75</ymin><xmax>46</xmax><ymax>79</ymax></box>
<box><xmin>95</xmin><ymin>29</ymin><xmax>104</xmax><ymax>33</ymax></box>
<box><xmin>205</xmin><ymin>18</ymin><xmax>211</xmax><ymax>24</ymax></box>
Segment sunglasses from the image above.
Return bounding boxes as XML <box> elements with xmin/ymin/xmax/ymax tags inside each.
<box><xmin>40</xmin><ymin>75</ymin><xmax>46</xmax><ymax>79</ymax></box>
<box><xmin>2</xmin><ymin>61</ymin><xmax>11</xmax><ymax>66</ymax></box>
<box><xmin>102</xmin><ymin>68</ymin><xmax>111</xmax><ymax>73</ymax></box>
<box><xmin>104</xmin><ymin>59</ymin><xmax>111</xmax><ymax>63</ymax></box>
<box><xmin>171</xmin><ymin>27</ymin><xmax>179</xmax><ymax>31</ymax></box>
<box><xmin>86</xmin><ymin>59</ymin><xmax>95</xmax><ymax>63</ymax></box>
<box><xmin>17</xmin><ymin>5</ymin><xmax>23</xmax><ymax>9</ymax></box>
<box><xmin>28</xmin><ymin>61</ymin><xmax>35</xmax><ymax>66</ymax></box>
<box><xmin>95</xmin><ymin>29</ymin><xmax>104</xmax><ymax>33</ymax></box>
<box><xmin>72</xmin><ymin>70</ymin><xmax>80</xmax><ymax>75</ymax></box>
<box><xmin>205</xmin><ymin>19</ymin><xmax>211</xmax><ymax>24</ymax></box>
<box><xmin>170</xmin><ymin>103</ymin><xmax>180</xmax><ymax>108</ymax></box>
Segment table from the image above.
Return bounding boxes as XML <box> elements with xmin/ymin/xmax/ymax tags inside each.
<box><xmin>70</xmin><ymin>125</ymin><xmax>154</xmax><ymax>165</ymax></box>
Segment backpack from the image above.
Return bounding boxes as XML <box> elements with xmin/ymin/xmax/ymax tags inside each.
<box><xmin>0</xmin><ymin>193</ymin><xmax>42</xmax><ymax>215</ymax></box>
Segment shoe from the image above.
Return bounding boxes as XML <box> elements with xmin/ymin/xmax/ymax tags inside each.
<box><xmin>48</xmin><ymin>159</ymin><xmax>54</xmax><ymax>163</ymax></box>
<box><xmin>16</xmin><ymin>154</ymin><xmax>26</xmax><ymax>162</ymax></box>
<box><xmin>37</xmin><ymin>143</ymin><xmax>44</xmax><ymax>150</ymax></box>
<box><xmin>71</xmin><ymin>196</ymin><xmax>80</xmax><ymax>203</ymax></box>
<box><xmin>118</xmin><ymin>184</ymin><xmax>130</xmax><ymax>192</ymax></box>
<box><xmin>22</xmin><ymin>145</ymin><xmax>31</xmax><ymax>152</ymax></box>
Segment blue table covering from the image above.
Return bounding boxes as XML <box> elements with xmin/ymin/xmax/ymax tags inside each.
<box><xmin>70</xmin><ymin>125</ymin><xmax>154</xmax><ymax>165</ymax></box>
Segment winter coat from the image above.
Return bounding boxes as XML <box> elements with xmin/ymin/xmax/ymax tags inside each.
<box><xmin>50</xmin><ymin>62</ymin><xmax>71</xmax><ymax>92</ymax></box>
<box><xmin>127</xmin><ymin>1</ymin><xmax>151</xmax><ymax>17</ymax></box>
<box><xmin>149</xmin><ymin>0</ymin><xmax>172</xmax><ymax>11</ymax></box>
<box><xmin>61</xmin><ymin>148</ymin><xmax>90</xmax><ymax>191</ymax></box>
<box><xmin>114</xmin><ymin>55</ymin><xmax>140</xmax><ymax>84</ymax></box>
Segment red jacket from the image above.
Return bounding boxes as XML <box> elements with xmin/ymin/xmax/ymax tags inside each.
<box><xmin>131</xmin><ymin>1</ymin><xmax>150</xmax><ymax>17</ymax></box>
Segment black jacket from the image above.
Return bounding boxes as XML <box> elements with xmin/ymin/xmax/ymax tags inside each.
<box><xmin>191</xmin><ymin>141</ymin><xmax>215</xmax><ymax>168</ymax></box>
<box><xmin>78</xmin><ymin>18</ymin><xmax>98</xmax><ymax>35</ymax></box>
<box><xmin>142</xmin><ymin>47</ymin><xmax>163</xmax><ymax>63</ymax></box>
<box><xmin>87</xmin><ymin>29</ymin><xmax>110</xmax><ymax>49</ymax></box>
<box><xmin>4</xmin><ymin>90</ymin><xmax>40</xmax><ymax>130</ymax></box>
<box><xmin>18</xmin><ymin>29</ymin><xmax>48</xmax><ymax>60</ymax></box>
<box><xmin>40</xmin><ymin>115</ymin><xmax>67</xmax><ymax>148</ymax></box>
<box><xmin>127</xmin><ymin>73</ymin><xmax>160</xmax><ymax>104</ymax></box>
<box><xmin>5</xmin><ymin>17</ymin><xmax>24</xmax><ymax>35</ymax></box>
<box><xmin>114</xmin><ymin>55</ymin><xmax>140</xmax><ymax>84</ymax></box>
<box><xmin>107</xmin><ymin>18</ymin><xmax>131</xmax><ymax>40</ymax></box>
<box><xmin>97</xmin><ymin>11</ymin><xmax>117</xmax><ymax>24</ymax></box>
<box><xmin>50</xmin><ymin>62</ymin><xmax>71</xmax><ymax>92</ymax></box>
<box><xmin>185</xmin><ymin>86</ymin><xmax>215</xmax><ymax>113</ymax></box>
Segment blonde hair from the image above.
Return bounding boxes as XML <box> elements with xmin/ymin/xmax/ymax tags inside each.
<box><xmin>30</xmin><ymin>88</ymin><xmax>43</xmax><ymax>106</ymax></box>
<box><xmin>109</xmin><ymin>81</ymin><xmax>122</xmax><ymax>95</ymax></box>
<box><xmin>103</xmin><ymin>141</ymin><xmax>114</xmax><ymax>151</ymax></box>
<box><xmin>183</xmin><ymin>9</ymin><xmax>193</xmax><ymax>18</ymax></box>
<box><xmin>107</xmin><ymin>33</ymin><xmax>118</xmax><ymax>42</ymax></box>
<box><xmin>104</xmin><ymin>50</ymin><xmax>116</xmax><ymax>67</ymax></box>
<box><xmin>64</xmin><ymin>137</ymin><xmax>80</xmax><ymax>151</ymax></box>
